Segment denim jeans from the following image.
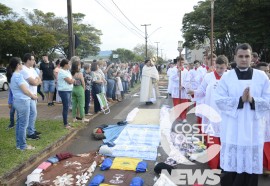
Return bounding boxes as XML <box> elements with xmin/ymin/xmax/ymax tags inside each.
<box><xmin>43</xmin><ymin>80</ymin><xmax>55</xmax><ymax>93</ymax></box>
<box><xmin>9</xmin><ymin>105</ymin><xmax>16</xmax><ymax>127</ymax></box>
<box><xmin>106</xmin><ymin>79</ymin><xmax>115</xmax><ymax>98</ymax></box>
<box><xmin>92</xmin><ymin>83</ymin><xmax>102</xmax><ymax>113</ymax></box>
<box><xmin>27</xmin><ymin>99</ymin><xmax>37</xmax><ymax>135</ymax></box>
<box><xmin>59</xmin><ymin>91</ymin><xmax>71</xmax><ymax>126</ymax></box>
<box><xmin>85</xmin><ymin>89</ymin><xmax>91</xmax><ymax>114</ymax></box>
<box><xmin>13</xmin><ymin>98</ymin><xmax>30</xmax><ymax>150</ymax></box>
<box><xmin>122</xmin><ymin>81</ymin><xmax>128</xmax><ymax>93</ymax></box>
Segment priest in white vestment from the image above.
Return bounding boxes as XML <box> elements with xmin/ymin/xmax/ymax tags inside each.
<box><xmin>214</xmin><ymin>43</ymin><xmax>270</xmax><ymax>186</ymax></box>
<box><xmin>140</xmin><ymin>59</ymin><xmax>159</xmax><ymax>105</ymax></box>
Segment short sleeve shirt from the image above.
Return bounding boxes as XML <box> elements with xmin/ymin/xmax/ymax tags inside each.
<box><xmin>10</xmin><ymin>72</ymin><xmax>30</xmax><ymax>100</ymax></box>
<box><xmin>57</xmin><ymin>69</ymin><xmax>73</xmax><ymax>91</ymax></box>
<box><xmin>40</xmin><ymin>61</ymin><xmax>55</xmax><ymax>80</ymax></box>
<box><xmin>20</xmin><ymin>65</ymin><xmax>38</xmax><ymax>94</ymax></box>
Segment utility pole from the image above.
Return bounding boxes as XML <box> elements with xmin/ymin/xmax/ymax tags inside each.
<box><xmin>67</xmin><ymin>0</ymin><xmax>75</xmax><ymax>59</ymax></box>
<box><xmin>155</xmin><ymin>42</ymin><xmax>160</xmax><ymax>59</ymax></box>
<box><xmin>141</xmin><ymin>24</ymin><xmax>151</xmax><ymax>59</ymax></box>
<box><xmin>210</xmin><ymin>0</ymin><xmax>215</xmax><ymax>67</ymax></box>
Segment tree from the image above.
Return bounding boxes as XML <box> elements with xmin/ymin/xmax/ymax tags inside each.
<box><xmin>182</xmin><ymin>0</ymin><xmax>270</xmax><ymax>61</ymax></box>
<box><xmin>23</xmin><ymin>9</ymin><xmax>102</xmax><ymax>58</ymax></box>
<box><xmin>133</xmin><ymin>44</ymin><xmax>156</xmax><ymax>60</ymax></box>
<box><xmin>73</xmin><ymin>13</ymin><xmax>102</xmax><ymax>58</ymax></box>
<box><xmin>109</xmin><ymin>48</ymin><xmax>135</xmax><ymax>62</ymax></box>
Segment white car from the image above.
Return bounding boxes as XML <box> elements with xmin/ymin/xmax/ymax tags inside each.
<box><xmin>0</xmin><ymin>74</ymin><xmax>9</xmax><ymax>91</ymax></box>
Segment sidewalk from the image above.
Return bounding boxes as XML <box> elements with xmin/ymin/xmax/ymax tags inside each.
<box><xmin>0</xmin><ymin>96</ymin><xmax>110</xmax><ymax>121</ymax></box>
<box><xmin>0</xmin><ymin>82</ymin><xmax>143</xmax><ymax>185</ymax></box>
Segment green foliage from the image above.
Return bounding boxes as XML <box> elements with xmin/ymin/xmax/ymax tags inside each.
<box><xmin>133</xmin><ymin>43</ymin><xmax>156</xmax><ymax>60</ymax></box>
<box><xmin>0</xmin><ymin>4</ymin><xmax>102</xmax><ymax>62</ymax></box>
<box><xmin>182</xmin><ymin>0</ymin><xmax>270</xmax><ymax>61</ymax></box>
<box><xmin>109</xmin><ymin>48</ymin><xmax>136</xmax><ymax>62</ymax></box>
<box><xmin>0</xmin><ymin>3</ymin><xmax>12</xmax><ymax>18</ymax></box>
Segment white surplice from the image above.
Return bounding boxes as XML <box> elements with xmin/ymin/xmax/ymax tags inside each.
<box><xmin>195</xmin><ymin>71</ymin><xmax>225</xmax><ymax>137</ymax></box>
<box><xmin>167</xmin><ymin>67</ymin><xmax>174</xmax><ymax>94</ymax></box>
<box><xmin>214</xmin><ymin>69</ymin><xmax>270</xmax><ymax>174</ymax></box>
<box><xmin>170</xmin><ymin>67</ymin><xmax>190</xmax><ymax>99</ymax></box>
<box><xmin>140</xmin><ymin>65</ymin><xmax>159</xmax><ymax>102</ymax></box>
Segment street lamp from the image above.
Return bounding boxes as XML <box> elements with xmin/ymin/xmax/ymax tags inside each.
<box><xmin>177</xmin><ymin>40</ymin><xmax>183</xmax><ymax>99</ymax></box>
<box><xmin>177</xmin><ymin>41</ymin><xmax>184</xmax><ymax>57</ymax></box>
<box><xmin>6</xmin><ymin>53</ymin><xmax>13</xmax><ymax>61</ymax></box>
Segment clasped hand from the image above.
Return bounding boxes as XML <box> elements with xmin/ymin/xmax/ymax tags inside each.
<box><xmin>242</xmin><ymin>87</ymin><xmax>252</xmax><ymax>103</ymax></box>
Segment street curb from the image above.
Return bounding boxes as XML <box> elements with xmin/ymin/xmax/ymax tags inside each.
<box><xmin>0</xmin><ymin>84</ymin><xmax>141</xmax><ymax>185</ymax></box>
<box><xmin>0</xmin><ymin>129</ymin><xmax>79</xmax><ymax>185</ymax></box>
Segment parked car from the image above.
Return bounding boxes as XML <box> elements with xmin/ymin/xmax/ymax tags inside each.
<box><xmin>0</xmin><ymin>74</ymin><xmax>9</xmax><ymax>91</ymax></box>
<box><xmin>0</xmin><ymin>67</ymin><xmax>7</xmax><ymax>75</ymax></box>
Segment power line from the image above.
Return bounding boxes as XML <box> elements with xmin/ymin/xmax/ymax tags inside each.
<box><xmin>141</xmin><ymin>24</ymin><xmax>151</xmax><ymax>59</ymax></box>
<box><xmin>94</xmin><ymin>0</ymin><xmax>144</xmax><ymax>39</ymax></box>
<box><xmin>111</xmin><ymin>0</ymin><xmax>144</xmax><ymax>35</ymax></box>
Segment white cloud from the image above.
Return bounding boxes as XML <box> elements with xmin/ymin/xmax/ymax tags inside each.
<box><xmin>2</xmin><ymin>0</ymin><xmax>201</xmax><ymax>59</ymax></box>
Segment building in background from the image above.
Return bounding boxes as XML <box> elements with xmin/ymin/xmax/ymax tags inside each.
<box><xmin>185</xmin><ymin>48</ymin><xmax>204</xmax><ymax>63</ymax></box>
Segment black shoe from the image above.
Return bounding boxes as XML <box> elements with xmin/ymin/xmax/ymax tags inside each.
<box><xmin>27</xmin><ymin>134</ymin><xmax>40</xmax><ymax>140</ymax></box>
<box><xmin>146</xmin><ymin>101</ymin><xmax>153</xmax><ymax>105</ymax></box>
<box><xmin>76</xmin><ymin>117</ymin><xmax>82</xmax><ymax>120</ymax></box>
<box><xmin>35</xmin><ymin>131</ymin><xmax>41</xmax><ymax>136</ymax></box>
<box><xmin>6</xmin><ymin>124</ymin><xmax>14</xmax><ymax>130</ymax></box>
<box><xmin>48</xmin><ymin>103</ymin><xmax>52</xmax><ymax>106</ymax></box>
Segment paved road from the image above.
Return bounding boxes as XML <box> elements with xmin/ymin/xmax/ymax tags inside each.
<box><xmin>0</xmin><ymin>90</ymin><xmax>8</xmax><ymax>100</ymax></box>
<box><xmin>10</xmin><ymin>77</ymin><xmax>270</xmax><ymax>185</ymax></box>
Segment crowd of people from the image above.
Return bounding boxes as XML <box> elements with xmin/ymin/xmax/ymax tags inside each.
<box><xmin>166</xmin><ymin>43</ymin><xmax>270</xmax><ymax>186</ymax></box>
<box><xmin>6</xmin><ymin>53</ymin><xmax>144</xmax><ymax>151</ymax></box>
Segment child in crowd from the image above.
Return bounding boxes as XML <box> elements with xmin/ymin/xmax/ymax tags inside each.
<box><xmin>115</xmin><ymin>71</ymin><xmax>123</xmax><ymax>102</ymax></box>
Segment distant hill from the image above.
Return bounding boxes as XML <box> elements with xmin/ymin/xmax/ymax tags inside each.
<box><xmin>83</xmin><ymin>50</ymin><xmax>112</xmax><ymax>62</ymax></box>
<box><xmin>98</xmin><ymin>50</ymin><xmax>112</xmax><ymax>57</ymax></box>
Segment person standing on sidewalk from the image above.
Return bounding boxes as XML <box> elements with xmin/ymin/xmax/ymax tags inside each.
<box><xmin>83</xmin><ymin>63</ymin><xmax>93</xmax><ymax>116</ymax></box>
<box><xmin>21</xmin><ymin>53</ymin><xmax>42</xmax><ymax>140</ymax></box>
<box><xmin>70</xmin><ymin>56</ymin><xmax>89</xmax><ymax>123</ymax></box>
<box><xmin>7</xmin><ymin>57</ymin><xmax>38</xmax><ymax>150</ymax></box>
<box><xmin>33</xmin><ymin>63</ymin><xmax>44</xmax><ymax>101</ymax></box>
<box><xmin>7</xmin><ymin>88</ymin><xmax>15</xmax><ymax>129</ymax></box>
<box><xmin>39</xmin><ymin>53</ymin><xmax>55</xmax><ymax>106</ymax></box>
<box><xmin>215</xmin><ymin>43</ymin><xmax>270</xmax><ymax>186</ymax></box>
<box><xmin>91</xmin><ymin>62</ymin><xmax>104</xmax><ymax>113</ymax></box>
<box><xmin>57</xmin><ymin>59</ymin><xmax>74</xmax><ymax>129</ymax></box>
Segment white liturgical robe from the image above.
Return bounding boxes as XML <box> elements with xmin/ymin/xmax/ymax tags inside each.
<box><xmin>140</xmin><ymin>65</ymin><xmax>159</xmax><ymax>102</ymax></box>
<box><xmin>215</xmin><ymin>68</ymin><xmax>270</xmax><ymax>174</ymax></box>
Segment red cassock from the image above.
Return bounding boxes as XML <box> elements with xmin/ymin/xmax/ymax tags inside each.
<box><xmin>263</xmin><ymin>142</ymin><xmax>270</xmax><ymax>170</ymax></box>
<box><xmin>172</xmin><ymin>98</ymin><xmax>189</xmax><ymax>120</ymax></box>
<box><xmin>207</xmin><ymin>136</ymin><xmax>221</xmax><ymax>169</ymax></box>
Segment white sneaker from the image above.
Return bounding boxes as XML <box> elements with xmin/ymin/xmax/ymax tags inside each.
<box><xmin>82</xmin><ymin>118</ymin><xmax>89</xmax><ymax>123</ymax></box>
